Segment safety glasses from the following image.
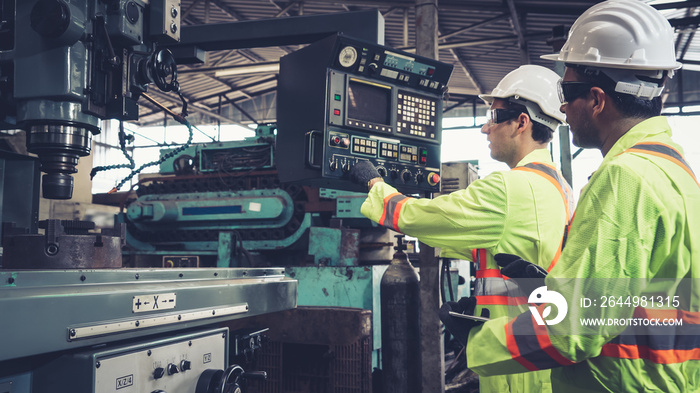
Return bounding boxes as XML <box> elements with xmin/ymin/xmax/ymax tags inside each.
<box><xmin>486</xmin><ymin>108</ymin><xmax>523</xmax><ymax>125</ymax></box>
<box><xmin>558</xmin><ymin>79</ymin><xmax>594</xmax><ymax>104</ymax></box>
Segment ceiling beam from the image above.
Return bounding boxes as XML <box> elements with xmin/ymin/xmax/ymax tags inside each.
<box><xmin>191</xmin><ymin>76</ymin><xmax>278</xmax><ymax>104</ymax></box>
<box><xmin>291</xmin><ymin>0</ymin><xmax>700</xmax><ymax>15</ymax></box>
<box><xmin>412</xmin><ymin>32</ymin><xmax>550</xmax><ymax>51</ymax></box>
<box><xmin>210</xmin><ymin>0</ymin><xmax>247</xmax><ymax>20</ymax></box>
<box><xmin>182</xmin><ymin>0</ymin><xmax>203</xmax><ymax>21</ymax></box>
<box><xmin>146</xmin><ymin>89</ymin><xmax>246</xmax><ymax>126</ymax></box>
<box><xmin>505</xmin><ymin>0</ymin><xmax>529</xmax><ymax>64</ymax></box>
<box><xmin>448</xmin><ymin>49</ymin><xmax>483</xmax><ymax>94</ymax></box>
<box><xmin>438</xmin><ymin>13</ymin><xmax>510</xmax><ymax>41</ymax></box>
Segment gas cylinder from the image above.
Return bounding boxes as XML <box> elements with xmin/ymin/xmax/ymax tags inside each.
<box><xmin>380</xmin><ymin>235</ymin><xmax>421</xmax><ymax>393</ymax></box>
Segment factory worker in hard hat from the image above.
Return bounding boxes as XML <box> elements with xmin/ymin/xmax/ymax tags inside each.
<box><xmin>457</xmin><ymin>1</ymin><xmax>700</xmax><ymax>392</ymax></box>
<box><xmin>351</xmin><ymin>64</ymin><xmax>573</xmax><ymax>393</ymax></box>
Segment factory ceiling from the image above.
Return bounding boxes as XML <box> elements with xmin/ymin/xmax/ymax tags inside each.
<box><xmin>136</xmin><ymin>0</ymin><xmax>700</xmax><ymax>128</ymax></box>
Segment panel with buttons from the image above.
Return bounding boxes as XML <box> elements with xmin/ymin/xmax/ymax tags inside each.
<box><xmin>352</xmin><ymin>137</ymin><xmax>378</xmax><ymax>157</ymax></box>
<box><xmin>277</xmin><ymin>34</ymin><xmax>453</xmax><ymax>193</ymax></box>
<box><xmin>379</xmin><ymin>142</ymin><xmax>399</xmax><ymax>159</ymax></box>
<box><xmin>399</xmin><ymin>145</ymin><xmax>418</xmax><ymax>164</ymax></box>
<box><xmin>396</xmin><ymin>91</ymin><xmax>437</xmax><ymax>139</ymax></box>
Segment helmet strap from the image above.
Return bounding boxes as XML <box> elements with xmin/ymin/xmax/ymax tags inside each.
<box><xmin>507</xmin><ymin>97</ymin><xmax>561</xmax><ymax>132</ymax></box>
<box><xmin>567</xmin><ymin>64</ymin><xmax>667</xmax><ymax>100</ymax></box>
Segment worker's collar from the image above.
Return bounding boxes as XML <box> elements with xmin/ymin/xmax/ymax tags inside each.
<box><xmin>603</xmin><ymin>116</ymin><xmax>672</xmax><ymax>161</ymax></box>
<box><xmin>514</xmin><ymin>148</ymin><xmax>553</xmax><ymax>168</ymax></box>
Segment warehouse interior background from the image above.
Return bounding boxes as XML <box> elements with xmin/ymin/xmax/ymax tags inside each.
<box><xmin>1</xmin><ymin>1</ymin><xmax>699</xmax><ymax>393</ymax></box>
<box><xmin>89</xmin><ymin>0</ymin><xmax>700</xmax><ymax>201</ymax></box>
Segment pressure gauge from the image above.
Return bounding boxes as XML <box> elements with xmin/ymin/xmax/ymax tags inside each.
<box><xmin>338</xmin><ymin>46</ymin><xmax>358</xmax><ymax>68</ymax></box>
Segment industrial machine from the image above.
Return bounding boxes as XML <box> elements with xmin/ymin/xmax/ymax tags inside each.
<box><xmin>277</xmin><ymin>34</ymin><xmax>453</xmax><ymax>194</ymax></box>
<box><xmin>0</xmin><ymin>0</ymin><xmax>186</xmax><ymax>200</ymax></box>
<box><xmin>0</xmin><ymin>1</ymin><xmax>297</xmax><ymax>392</ymax></box>
<box><xmin>0</xmin><ymin>1</ymin><xmax>459</xmax><ymax>390</ymax></box>
<box><xmin>121</xmin><ymin>123</ymin><xmax>378</xmax><ymax>268</ymax></box>
<box><xmin>116</xmin><ymin>32</ymin><xmax>458</xmax><ymax>384</ymax></box>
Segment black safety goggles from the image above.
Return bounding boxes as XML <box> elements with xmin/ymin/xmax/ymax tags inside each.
<box><xmin>486</xmin><ymin>108</ymin><xmax>523</xmax><ymax>124</ymax></box>
<box><xmin>558</xmin><ymin>79</ymin><xmax>594</xmax><ymax>104</ymax></box>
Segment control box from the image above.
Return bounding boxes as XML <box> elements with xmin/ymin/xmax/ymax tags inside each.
<box><xmin>277</xmin><ymin>34</ymin><xmax>453</xmax><ymax>193</ymax></box>
<box><xmin>32</xmin><ymin>329</ymin><xmax>227</xmax><ymax>393</ymax></box>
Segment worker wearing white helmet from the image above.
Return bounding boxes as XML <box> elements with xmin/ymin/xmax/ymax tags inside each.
<box><xmin>459</xmin><ymin>1</ymin><xmax>700</xmax><ymax>392</ymax></box>
<box><xmin>352</xmin><ymin>64</ymin><xmax>574</xmax><ymax>393</ymax></box>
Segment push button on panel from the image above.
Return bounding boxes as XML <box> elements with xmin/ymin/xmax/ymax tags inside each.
<box><xmin>428</xmin><ymin>172</ymin><xmax>440</xmax><ymax>186</ymax></box>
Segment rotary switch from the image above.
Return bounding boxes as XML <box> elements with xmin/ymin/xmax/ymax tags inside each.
<box><xmin>167</xmin><ymin>363</ymin><xmax>179</xmax><ymax>375</ymax></box>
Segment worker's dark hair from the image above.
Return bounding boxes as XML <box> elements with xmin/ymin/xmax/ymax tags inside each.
<box><xmin>504</xmin><ymin>101</ymin><xmax>554</xmax><ymax>144</ymax></box>
<box><xmin>568</xmin><ymin>64</ymin><xmax>666</xmax><ymax>118</ymax></box>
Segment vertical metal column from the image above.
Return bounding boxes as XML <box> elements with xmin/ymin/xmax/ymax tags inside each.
<box><xmin>552</xmin><ymin>36</ymin><xmax>573</xmax><ymax>186</ymax></box>
<box><xmin>415</xmin><ymin>0</ymin><xmax>445</xmax><ymax>391</ymax></box>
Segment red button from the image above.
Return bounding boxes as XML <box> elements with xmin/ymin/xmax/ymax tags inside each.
<box><xmin>428</xmin><ymin>173</ymin><xmax>440</xmax><ymax>186</ymax></box>
<box><xmin>334</xmin><ymin>109</ymin><xmax>341</xmax><ymax>116</ymax></box>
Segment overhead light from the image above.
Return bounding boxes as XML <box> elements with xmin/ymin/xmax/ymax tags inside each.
<box><xmin>214</xmin><ymin>62</ymin><xmax>280</xmax><ymax>77</ymax></box>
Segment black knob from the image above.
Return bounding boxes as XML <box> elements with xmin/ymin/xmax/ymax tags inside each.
<box><xmin>390</xmin><ymin>169</ymin><xmax>399</xmax><ymax>179</ymax></box>
<box><xmin>153</xmin><ymin>367</ymin><xmax>165</xmax><ymax>380</ymax></box>
<box><xmin>180</xmin><ymin>360</ymin><xmax>192</xmax><ymax>371</ymax></box>
<box><xmin>402</xmin><ymin>171</ymin><xmax>413</xmax><ymax>183</ymax></box>
<box><xmin>167</xmin><ymin>363</ymin><xmax>179</xmax><ymax>375</ymax></box>
<box><xmin>368</xmin><ymin>63</ymin><xmax>378</xmax><ymax>74</ymax></box>
<box><xmin>329</xmin><ymin>161</ymin><xmax>338</xmax><ymax>172</ymax></box>
<box><xmin>416</xmin><ymin>173</ymin><xmax>425</xmax><ymax>183</ymax></box>
<box><xmin>341</xmin><ymin>162</ymin><xmax>351</xmax><ymax>173</ymax></box>
<box><xmin>377</xmin><ymin>166</ymin><xmax>387</xmax><ymax>177</ymax></box>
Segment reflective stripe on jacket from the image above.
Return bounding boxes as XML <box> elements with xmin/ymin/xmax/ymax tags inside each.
<box><xmin>466</xmin><ymin>116</ymin><xmax>700</xmax><ymax>393</ymax></box>
<box><xmin>473</xmin><ymin>162</ymin><xmax>574</xmax><ymax>308</ymax></box>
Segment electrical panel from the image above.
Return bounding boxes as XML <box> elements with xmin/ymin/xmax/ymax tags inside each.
<box><xmin>277</xmin><ymin>34</ymin><xmax>453</xmax><ymax>194</ymax></box>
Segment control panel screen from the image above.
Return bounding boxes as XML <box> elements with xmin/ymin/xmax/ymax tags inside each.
<box><xmin>277</xmin><ymin>34</ymin><xmax>453</xmax><ymax>193</ymax></box>
<box><xmin>384</xmin><ymin>51</ymin><xmax>436</xmax><ymax>77</ymax></box>
<box><xmin>347</xmin><ymin>78</ymin><xmax>391</xmax><ymax>128</ymax></box>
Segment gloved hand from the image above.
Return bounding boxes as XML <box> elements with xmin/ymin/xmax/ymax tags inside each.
<box><xmin>349</xmin><ymin>160</ymin><xmax>381</xmax><ymax>191</ymax></box>
<box><xmin>438</xmin><ymin>297</ymin><xmax>489</xmax><ymax>347</ymax></box>
<box><xmin>495</xmin><ymin>253</ymin><xmax>547</xmax><ymax>296</ymax></box>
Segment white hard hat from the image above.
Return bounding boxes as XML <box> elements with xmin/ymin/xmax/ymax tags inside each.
<box><xmin>541</xmin><ymin>0</ymin><xmax>681</xmax><ymax>71</ymax></box>
<box><xmin>479</xmin><ymin>65</ymin><xmax>565</xmax><ymax>131</ymax></box>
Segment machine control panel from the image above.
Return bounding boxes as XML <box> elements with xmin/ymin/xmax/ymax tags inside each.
<box><xmin>29</xmin><ymin>329</ymin><xmax>230</xmax><ymax>393</ymax></box>
<box><xmin>322</xmin><ymin>129</ymin><xmax>440</xmax><ymax>189</ymax></box>
<box><xmin>277</xmin><ymin>34</ymin><xmax>453</xmax><ymax>194</ymax></box>
<box><xmin>94</xmin><ymin>329</ymin><xmax>226</xmax><ymax>393</ymax></box>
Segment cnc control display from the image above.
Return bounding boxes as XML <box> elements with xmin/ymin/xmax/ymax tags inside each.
<box><xmin>277</xmin><ymin>34</ymin><xmax>453</xmax><ymax>193</ymax></box>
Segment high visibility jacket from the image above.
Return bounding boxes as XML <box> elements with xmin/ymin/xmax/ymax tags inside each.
<box><xmin>361</xmin><ymin>148</ymin><xmax>573</xmax><ymax>393</ymax></box>
<box><xmin>466</xmin><ymin>116</ymin><xmax>700</xmax><ymax>392</ymax></box>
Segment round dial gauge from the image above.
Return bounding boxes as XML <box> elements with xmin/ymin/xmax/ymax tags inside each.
<box><xmin>339</xmin><ymin>46</ymin><xmax>358</xmax><ymax>68</ymax></box>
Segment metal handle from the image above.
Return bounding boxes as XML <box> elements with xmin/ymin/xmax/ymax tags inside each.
<box><xmin>306</xmin><ymin>130</ymin><xmax>322</xmax><ymax>169</ymax></box>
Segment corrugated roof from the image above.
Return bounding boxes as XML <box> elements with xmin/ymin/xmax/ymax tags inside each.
<box><xmin>136</xmin><ymin>0</ymin><xmax>700</xmax><ymax>126</ymax></box>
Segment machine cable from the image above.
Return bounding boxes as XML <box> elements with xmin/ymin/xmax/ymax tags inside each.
<box><xmin>89</xmin><ymin>120</ymin><xmax>136</xmax><ymax>179</ymax></box>
<box><xmin>107</xmin><ymin>92</ymin><xmax>196</xmax><ymax>194</ymax></box>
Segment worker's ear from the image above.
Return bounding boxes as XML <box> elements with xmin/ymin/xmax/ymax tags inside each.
<box><xmin>590</xmin><ymin>86</ymin><xmax>606</xmax><ymax>118</ymax></box>
<box><xmin>515</xmin><ymin>112</ymin><xmax>530</xmax><ymax>135</ymax></box>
